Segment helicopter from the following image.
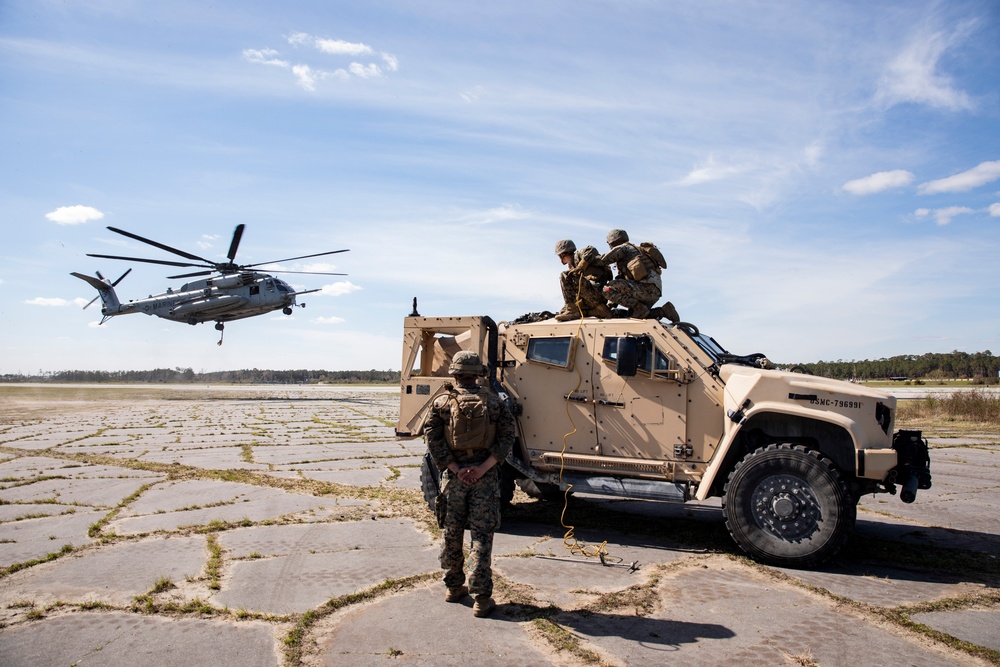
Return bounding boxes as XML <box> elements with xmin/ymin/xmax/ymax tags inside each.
<box><xmin>72</xmin><ymin>224</ymin><xmax>348</xmax><ymax>344</ymax></box>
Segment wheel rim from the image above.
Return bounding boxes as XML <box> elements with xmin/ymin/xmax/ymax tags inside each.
<box><xmin>749</xmin><ymin>472</ymin><xmax>822</xmax><ymax>542</ymax></box>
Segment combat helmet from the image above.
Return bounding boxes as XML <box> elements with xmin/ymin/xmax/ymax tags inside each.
<box><xmin>449</xmin><ymin>351</ymin><xmax>486</xmax><ymax>377</ymax></box>
<box><xmin>554</xmin><ymin>239</ymin><xmax>576</xmax><ymax>256</ymax></box>
<box><xmin>606</xmin><ymin>229</ymin><xmax>629</xmax><ymax>246</ymax></box>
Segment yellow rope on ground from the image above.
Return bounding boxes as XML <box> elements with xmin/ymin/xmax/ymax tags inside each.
<box><xmin>557</xmin><ymin>297</ymin><xmax>611</xmax><ymax>561</ymax></box>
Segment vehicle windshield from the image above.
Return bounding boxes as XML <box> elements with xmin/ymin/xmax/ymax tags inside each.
<box><xmin>675</xmin><ymin>325</ymin><xmax>729</xmax><ymax>363</ymax></box>
<box><xmin>674</xmin><ymin>324</ymin><xmax>772</xmax><ymax>369</ymax></box>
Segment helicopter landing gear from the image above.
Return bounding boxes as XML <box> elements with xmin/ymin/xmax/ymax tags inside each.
<box><xmin>215</xmin><ymin>321</ymin><xmax>225</xmax><ymax>346</ymax></box>
<box><xmin>282</xmin><ymin>307</ymin><xmax>293</xmax><ymax>315</ymax></box>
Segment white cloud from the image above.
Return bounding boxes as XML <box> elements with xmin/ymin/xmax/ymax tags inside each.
<box><xmin>914</xmin><ymin>206</ymin><xmax>975</xmax><ymax>226</ymax></box>
<box><xmin>241</xmin><ymin>48</ymin><xmax>289</xmax><ymax>68</ymax></box>
<box><xmin>460</xmin><ymin>85</ymin><xmax>485</xmax><ymax>103</ymax></box>
<box><xmin>292</xmin><ymin>64</ymin><xmax>320</xmax><ymax>91</ymax></box>
<box><xmin>45</xmin><ymin>205</ymin><xmax>104</xmax><ymax>225</ymax></box>
<box><xmin>319</xmin><ymin>281</ymin><xmax>362</xmax><ymax>297</ymax></box>
<box><xmin>27</xmin><ymin>297</ymin><xmax>72</xmax><ymax>306</ymax></box>
<box><xmin>875</xmin><ymin>25</ymin><xmax>974</xmax><ymax>111</ymax></box>
<box><xmin>315</xmin><ymin>316</ymin><xmax>345</xmax><ymax>324</ymax></box>
<box><xmin>675</xmin><ymin>157</ymin><xmax>746</xmax><ymax>186</ymax></box>
<box><xmin>842</xmin><ymin>170</ymin><xmax>914</xmax><ymax>195</ymax></box>
<box><xmin>263</xmin><ymin>32</ymin><xmax>397</xmax><ymax>90</ymax></box>
<box><xmin>461</xmin><ymin>204</ymin><xmax>532</xmax><ymax>226</ymax></box>
<box><xmin>314</xmin><ymin>38</ymin><xmax>374</xmax><ymax>57</ymax></box>
<box><xmin>989</xmin><ymin>203</ymin><xmax>1000</xmax><ymax>217</ymax></box>
<box><xmin>349</xmin><ymin>62</ymin><xmax>382</xmax><ymax>78</ymax></box>
<box><xmin>918</xmin><ymin>161</ymin><xmax>1000</xmax><ymax>195</ymax></box>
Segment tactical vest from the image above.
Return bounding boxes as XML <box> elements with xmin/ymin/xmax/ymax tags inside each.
<box><xmin>442</xmin><ymin>389</ymin><xmax>495</xmax><ymax>452</ymax></box>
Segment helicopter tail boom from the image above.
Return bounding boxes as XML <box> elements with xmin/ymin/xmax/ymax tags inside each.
<box><xmin>71</xmin><ymin>272</ymin><xmax>126</xmax><ymax>320</ymax></box>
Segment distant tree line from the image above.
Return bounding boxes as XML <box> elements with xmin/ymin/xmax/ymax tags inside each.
<box><xmin>786</xmin><ymin>350</ymin><xmax>999</xmax><ymax>382</ymax></box>
<box><xmin>3</xmin><ymin>350</ymin><xmax>998</xmax><ymax>384</ymax></box>
<box><xmin>0</xmin><ymin>368</ymin><xmax>400</xmax><ymax>385</ymax></box>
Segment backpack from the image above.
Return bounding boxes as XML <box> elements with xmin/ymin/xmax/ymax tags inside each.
<box><xmin>640</xmin><ymin>242</ymin><xmax>667</xmax><ymax>270</ymax></box>
<box><xmin>443</xmin><ymin>389</ymin><xmax>495</xmax><ymax>451</ymax></box>
<box><xmin>626</xmin><ymin>242</ymin><xmax>667</xmax><ymax>280</ymax></box>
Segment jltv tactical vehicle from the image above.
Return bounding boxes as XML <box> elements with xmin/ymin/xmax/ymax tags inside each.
<box><xmin>396</xmin><ymin>315</ymin><xmax>931</xmax><ymax>567</ymax></box>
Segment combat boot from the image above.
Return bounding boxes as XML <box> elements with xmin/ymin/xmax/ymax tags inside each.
<box><xmin>473</xmin><ymin>595</ymin><xmax>496</xmax><ymax>617</ymax></box>
<box><xmin>553</xmin><ymin>306</ymin><xmax>580</xmax><ymax>322</ymax></box>
<box><xmin>445</xmin><ymin>585</ymin><xmax>468</xmax><ymax>603</ymax></box>
<box><xmin>629</xmin><ymin>303</ymin><xmax>650</xmax><ymax>319</ymax></box>
<box><xmin>662</xmin><ymin>301</ymin><xmax>680</xmax><ymax>323</ymax></box>
<box><xmin>589</xmin><ymin>302</ymin><xmax>613</xmax><ymax>319</ymax></box>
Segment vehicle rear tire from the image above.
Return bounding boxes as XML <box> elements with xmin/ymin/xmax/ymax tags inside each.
<box><xmin>723</xmin><ymin>443</ymin><xmax>855</xmax><ymax>568</ymax></box>
<box><xmin>516</xmin><ymin>478</ymin><xmax>566</xmax><ymax>502</ymax></box>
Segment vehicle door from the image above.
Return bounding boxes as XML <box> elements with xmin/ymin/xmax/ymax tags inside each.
<box><xmin>592</xmin><ymin>332</ymin><xmax>689</xmax><ymax>462</ymax></box>
<box><xmin>500</xmin><ymin>327</ymin><xmax>599</xmax><ymax>463</ymax></box>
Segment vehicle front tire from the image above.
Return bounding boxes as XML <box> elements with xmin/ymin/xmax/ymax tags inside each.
<box><xmin>723</xmin><ymin>443</ymin><xmax>855</xmax><ymax>568</ymax></box>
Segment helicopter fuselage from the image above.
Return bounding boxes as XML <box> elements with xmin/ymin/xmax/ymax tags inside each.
<box><xmin>101</xmin><ymin>273</ymin><xmax>305</xmax><ymax>324</ymax></box>
<box><xmin>73</xmin><ymin>223</ymin><xmax>346</xmax><ymax>338</ymax></box>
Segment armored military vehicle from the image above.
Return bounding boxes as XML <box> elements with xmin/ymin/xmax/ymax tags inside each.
<box><xmin>396</xmin><ymin>315</ymin><xmax>931</xmax><ymax>567</ymax></box>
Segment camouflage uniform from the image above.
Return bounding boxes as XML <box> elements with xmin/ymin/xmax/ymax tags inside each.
<box><xmin>426</xmin><ymin>380</ymin><xmax>515</xmax><ymax>601</ymax></box>
<box><xmin>600</xmin><ymin>230</ymin><xmax>662</xmax><ymax>317</ymax></box>
<box><xmin>555</xmin><ymin>241</ymin><xmax>613</xmax><ymax>320</ymax></box>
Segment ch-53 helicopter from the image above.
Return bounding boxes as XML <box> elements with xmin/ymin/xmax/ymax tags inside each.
<box><xmin>72</xmin><ymin>224</ymin><xmax>348</xmax><ymax>344</ymax></box>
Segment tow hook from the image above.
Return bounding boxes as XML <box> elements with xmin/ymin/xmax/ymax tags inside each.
<box><xmin>892</xmin><ymin>430</ymin><xmax>932</xmax><ymax>503</ymax></box>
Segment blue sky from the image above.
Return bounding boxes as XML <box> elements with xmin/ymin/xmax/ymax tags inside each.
<box><xmin>1</xmin><ymin>0</ymin><xmax>998</xmax><ymax>374</ymax></box>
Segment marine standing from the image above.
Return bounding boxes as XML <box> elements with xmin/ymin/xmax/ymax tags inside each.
<box><xmin>600</xmin><ymin>228</ymin><xmax>664</xmax><ymax>319</ymax></box>
<box><xmin>553</xmin><ymin>239</ymin><xmax>614</xmax><ymax>321</ymax></box>
<box><xmin>425</xmin><ymin>350</ymin><xmax>515</xmax><ymax>618</ymax></box>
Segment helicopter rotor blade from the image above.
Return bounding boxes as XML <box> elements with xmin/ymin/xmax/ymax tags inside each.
<box><xmin>86</xmin><ymin>253</ymin><xmax>210</xmax><ymax>269</ymax></box>
<box><xmin>261</xmin><ymin>270</ymin><xmax>348</xmax><ymax>276</ymax></box>
<box><xmin>166</xmin><ymin>270</ymin><xmax>216</xmax><ymax>279</ymax></box>
<box><xmin>106</xmin><ymin>226</ymin><xmax>215</xmax><ymax>264</ymax></box>
<box><xmin>111</xmin><ymin>268</ymin><xmax>132</xmax><ymax>286</ymax></box>
<box><xmin>227</xmin><ymin>224</ymin><xmax>245</xmax><ymax>262</ymax></box>
<box><xmin>242</xmin><ymin>248</ymin><xmax>349</xmax><ymax>268</ymax></box>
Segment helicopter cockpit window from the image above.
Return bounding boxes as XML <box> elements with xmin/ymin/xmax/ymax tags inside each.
<box><xmin>526</xmin><ymin>337</ymin><xmax>573</xmax><ymax>369</ymax></box>
<box><xmin>250</xmin><ymin>285</ymin><xmax>260</xmax><ymax>295</ymax></box>
<box><xmin>602</xmin><ymin>336</ymin><xmax>674</xmax><ymax>378</ymax></box>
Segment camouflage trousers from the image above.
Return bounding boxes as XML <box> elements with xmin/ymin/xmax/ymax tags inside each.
<box><xmin>559</xmin><ymin>271</ymin><xmax>607</xmax><ymax>312</ymax></box>
<box><xmin>602</xmin><ymin>278</ymin><xmax>660</xmax><ymax>310</ymax></box>
<box><xmin>440</xmin><ymin>466</ymin><xmax>502</xmax><ymax>598</ymax></box>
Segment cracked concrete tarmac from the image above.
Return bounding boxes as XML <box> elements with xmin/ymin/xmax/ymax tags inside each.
<box><xmin>0</xmin><ymin>384</ymin><xmax>998</xmax><ymax>666</ymax></box>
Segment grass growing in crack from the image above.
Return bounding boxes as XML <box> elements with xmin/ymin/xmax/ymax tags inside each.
<box><xmin>738</xmin><ymin>554</ymin><xmax>1000</xmax><ymax>666</ymax></box>
<box><xmin>0</xmin><ymin>544</ymin><xmax>74</xmax><ymax>580</ymax></box>
<box><xmin>150</xmin><ymin>576</ymin><xmax>175</xmax><ymax>594</ymax></box>
<box><xmin>531</xmin><ymin>618</ymin><xmax>607</xmax><ymax>665</ymax></box>
<box><xmin>88</xmin><ymin>482</ymin><xmax>153</xmax><ymax>538</ymax></box>
<box><xmin>240</xmin><ymin>443</ymin><xmax>254</xmax><ymax>464</ymax></box>
<box><xmin>282</xmin><ymin>573</ymin><xmax>437</xmax><ymax>667</ymax></box>
<box><xmin>206</xmin><ymin>534</ymin><xmax>223</xmax><ymax>590</ymax></box>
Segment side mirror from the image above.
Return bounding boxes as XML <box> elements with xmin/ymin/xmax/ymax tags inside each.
<box><xmin>616</xmin><ymin>336</ymin><xmax>638</xmax><ymax>377</ymax></box>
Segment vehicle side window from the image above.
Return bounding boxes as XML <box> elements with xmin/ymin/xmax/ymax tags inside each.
<box><xmin>602</xmin><ymin>336</ymin><xmax>674</xmax><ymax>378</ymax></box>
<box><xmin>527</xmin><ymin>337</ymin><xmax>573</xmax><ymax>368</ymax></box>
